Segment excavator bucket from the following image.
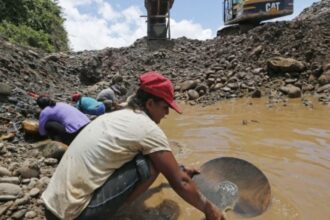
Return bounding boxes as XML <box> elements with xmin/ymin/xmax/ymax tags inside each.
<box><xmin>144</xmin><ymin>0</ymin><xmax>174</xmax><ymax>40</ymax></box>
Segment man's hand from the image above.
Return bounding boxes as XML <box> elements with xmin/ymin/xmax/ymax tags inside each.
<box><xmin>180</xmin><ymin>165</ymin><xmax>200</xmax><ymax>178</ymax></box>
<box><xmin>204</xmin><ymin>201</ymin><xmax>226</xmax><ymax>220</ymax></box>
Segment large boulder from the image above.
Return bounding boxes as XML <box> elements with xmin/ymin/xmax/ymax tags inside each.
<box><xmin>267</xmin><ymin>57</ymin><xmax>305</xmax><ymax>74</ymax></box>
<box><xmin>36</xmin><ymin>140</ymin><xmax>68</xmax><ymax>160</ymax></box>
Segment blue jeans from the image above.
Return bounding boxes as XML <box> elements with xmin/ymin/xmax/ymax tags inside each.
<box><xmin>44</xmin><ymin>154</ymin><xmax>151</xmax><ymax>220</ymax></box>
<box><xmin>45</xmin><ymin>121</ymin><xmax>86</xmax><ymax>145</ymax></box>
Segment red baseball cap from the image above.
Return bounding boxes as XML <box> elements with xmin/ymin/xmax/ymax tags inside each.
<box><xmin>139</xmin><ymin>71</ymin><xmax>182</xmax><ymax>114</ymax></box>
<box><xmin>71</xmin><ymin>92</ymin><xmax>81</xmax><ymax>102</ymax></box>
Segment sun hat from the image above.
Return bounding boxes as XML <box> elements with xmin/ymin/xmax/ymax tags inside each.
<box><xmin>139</xmin><ymin>71</ymin><xmax>182</xmax><ymax>114</ymax></box>
<box><xmin>71</xmin><ymin>92</ymin><xmax>81</xmax><ymax>102</ymax></box>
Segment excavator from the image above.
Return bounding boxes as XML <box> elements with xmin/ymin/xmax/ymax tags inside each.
<box><xmin>143</xmin><ymin>0</ymin><xmax>293</xmax><ymax>39</ymax></box>
<box><xmin>219</xmin><ymin>0</ymin><xmax>294</xmax><ymax>35</ymax></box>
<box><xmin>144</xmin><ymin>0</ymin><xmax>174</xmax><ymax>40</ymax></box>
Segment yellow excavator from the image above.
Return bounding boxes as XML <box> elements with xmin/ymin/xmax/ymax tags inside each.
<box><xmin>143</xmin><ymin>0</ymin><xmax>293</xmax><ymax>39</ymax></box>
<box><xmin>219</xmin><ymin>0</ymin><xmax>293</xmax><ymax>35</ymax></box>
<box><xmin>144</xmin><ymin>0</ymin><xmax>174</xmax><ymax>40</ymax></box>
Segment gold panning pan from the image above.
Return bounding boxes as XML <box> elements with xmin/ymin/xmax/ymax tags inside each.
<box><xmin>193</xmin><ymin>157</ymin><xmax>271</xmax><ymax>217</ymax></box>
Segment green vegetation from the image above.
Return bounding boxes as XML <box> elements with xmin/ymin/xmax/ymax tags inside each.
<box><xmin>0</xmin><ymin>0</ymin><xmax>69</xmax><ymax>52</ymax></box>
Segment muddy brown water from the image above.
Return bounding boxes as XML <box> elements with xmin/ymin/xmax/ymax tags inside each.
<box><xmin>117</xmin><ymin>97</ymin><xmax>330</xmax><ymax>220</ymax></box>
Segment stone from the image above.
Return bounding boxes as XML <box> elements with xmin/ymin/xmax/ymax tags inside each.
<box><xmin>25</xmin><ymin>210</ymin><xmax>37</xmax><ymax>218</ymax></box>
<box><xmin>0</xmin><ymin>177</ymin><xmax>20</xmax><ymax>184</ymax></box>
<box><xmin>35</xmin><ymin>140</ymin><xmax>68</xmax><ymax>160</ymax></box>
<box><xmin>187</xmin><ymin>90</ymin><xmax>199</xmax><ymax>100</ymax></box>
<box><xmin>0</xmin><ymin>167</ymin><xmax>11</xmax><ymax>177</ymax></box>
<box><xmin>12</xmin><ymin>209</ymin><xmax>27</xmax><ymax>219</ymax></box>
<box><xmin>22</xmin><ymin>119</ymin><xmax>39</xmax><ymax>135</ymax></box>
<box><xmin>44</xmin><ymin>158</ymin><xmax>58</xmax><ymax>165</ymax></box>
<box><xmin>0</xmin><ymin>183</ymin><xmax>22</xmax><ymax>201</ymax></box>
<box><xmin>180</xmin><ymin>80</ymin><xmax>197</xmax><ymax>91</ymax></box>
<box><xmin>36</xmin><ymin>140</ymin><xmax>68</xmax><ymax>160</ymax></box>
<box><xmin>16</xmin><ymin>167</ymin><xmax>40</xmax><ymax>179</ymax></box>
<box><xmin>0</xmin><ymin>83</ymin><xmax>12</xmax><ymax>97</ymax></box>
<box><xmin>0</xmin><ymin>201</ymin><xmax>13</xmax><ymax>216</ymax></box>
<box><xmin>0</xmin><ymin>133</ymin><xmax>16</xmax><ymax>141</ymax></box>
<box><xmin>251</xmin><ymin>89</ymin><xmax>262</xmax><ymax>98</ymax></box>
<box><xmin>29</xmin><ymin>188</ymin><xmax>40</xmax><ymax>197</ymax></box>
<box><xmin>250</xmin><ymin>45</ymin><xmax>263</xmax><ymax>56</ymax></box>
<box><xmin>267</xmin><ymin>57</ymin><xmax>305</xmax><ymax>73</ymax></box>
<box><xmin>318</xmin><ymin>71</ymin><xmax>330</xmax><ymax>86</ymax></box>
<box><xmin>14</xmin><ymin>195</ymin><xmax>30</xmax><ymax>206</ymax></box>
<box><xmin>317</xmin><ymin>84</ymin><xmax>330</xmax><ymax>93</ymax></box>
<box><xmin>280</xmin><ymin>84</ymin><xmax>302</xmax><ymax>98</ymax></box>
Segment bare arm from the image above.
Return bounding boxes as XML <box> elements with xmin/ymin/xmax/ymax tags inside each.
<box><xmin>148</xmin><ymin>151</ymin><xmax>225</xmax><ymax>220</ymax></box>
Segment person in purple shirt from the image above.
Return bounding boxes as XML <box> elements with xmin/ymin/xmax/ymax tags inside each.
<box><xmin>37</xmin><ymin>96</ymin><xmax>90</xmax><ymax>145</ymax></box>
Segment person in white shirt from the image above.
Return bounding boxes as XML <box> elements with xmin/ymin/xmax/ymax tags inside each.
<box><xmin>42</xmin><ymin>71</ymin><xmax>225</xmax><ymax>220</ymax></box>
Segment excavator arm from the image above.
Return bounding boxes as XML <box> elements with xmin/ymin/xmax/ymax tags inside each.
<box><xmin>144</xmin><ymin>0</ymin><xmax>174</xmax><ymax>40</ymax></box>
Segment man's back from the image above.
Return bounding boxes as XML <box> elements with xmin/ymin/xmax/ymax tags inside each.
<box><xmin>41</xmin><ymin>108</ymin><xmax>171</xmax><ymax>219</ymax></box>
